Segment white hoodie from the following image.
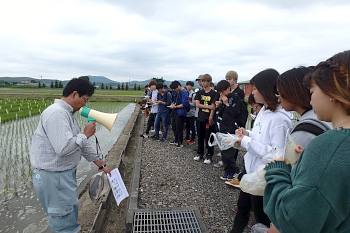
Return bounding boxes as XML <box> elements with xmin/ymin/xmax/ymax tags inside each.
<box><xmin>150</xmin><ymin>89</ymin><xmax>159</xmax><ymax>114</ymax></box>
<box><xmin>241</xmin><ymin>105</ymin><xmax>292</xmax><ymax>174</ymax></box>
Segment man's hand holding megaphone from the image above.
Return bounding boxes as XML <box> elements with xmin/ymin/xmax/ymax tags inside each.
<box><xmin>83</xmin><ymin>119</ymin><xmax>112</xmax><ymax>176</ymax></box>
<box><xmin>83</xmin><ymin>121</ymin><xmax>96</xmax><ymax>138</ymax></box>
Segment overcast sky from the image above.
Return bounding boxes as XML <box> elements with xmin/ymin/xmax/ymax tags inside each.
<box><xmin>1</xmin><ymin>0</ymin><xmax>350</xmax><ymax>83</ymax></box>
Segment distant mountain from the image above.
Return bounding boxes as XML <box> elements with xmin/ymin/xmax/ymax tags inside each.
<box><xmin>0</xmin><ymin>76</ymin><xmax>201</xmax><ymax>88</ymax></box>
<box><xmin>87</xmin><ymin>76</ymin><xmax>117</xmax><ymax>84</ymax></box>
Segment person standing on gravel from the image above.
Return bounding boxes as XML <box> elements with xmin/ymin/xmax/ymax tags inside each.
<box><xmin>193</xmin><ymin>74</ymin><xmax>218</xmax><ymax>164</ymax></box>
<box><xmin>194</xmin><ymin>75</ymin><xmax>203</xmax><ymax>138</ymax></box>
<box><xmin>140</xmin><ymin>80</ymin><xmax>158</xmax><ymax>138</ymax></box>
<box><xmin>184</xmin><ymin>81</ymin><xmax>196</xmax><ymax>145</ymax></box>
<box><xmin>214</xmin><ymin>70</ymin><xmax>245</xmax><ymax>168</ymax></box>
<box><xmin>30</xmin><ymin>78</ymin><xmax>111</xmax><ymax>233</ymax></box>
<box><xmin>231</xmin><ymin>69</ymin><xmax>291</xmax><ymax>233</ymax></box>
<box><xmin>215</xmin><ymin>80</ymin><xmax>242</xmax><ymax>181</ymax></box>
<box><xmin>169</xmin><ymin>80</ymin><xmax>190</xmax><ymax>148</ymax></box>
<box><xmin>152</xmin><ymin>82</ymin><xmax>172</xmax><ymax>142</ymax></box>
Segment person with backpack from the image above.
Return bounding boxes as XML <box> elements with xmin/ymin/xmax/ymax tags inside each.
<box><xmin>184</xmin><ymin>81</ymin><xmax>196</xmax><ymax>145</ymax></box>
<box><xmin>214</xmin><ymin>70</ymin><xmax>246</xmax><ymax>168</ymax></box>
<box><xmin>152</xmin><ymin>83</ymin><xmax>172</xmax><ymax>142</ymax></box>
<box><xmin>278</xmin><ymin>67</ymin><xmax>332</xmax><ymax>147</ymax></box>
<box><xmin>215</xmin><ymin>80</ymin><xmax>244</xmax><ymax>181</ymax></box>
<box><xmin>265</xmin><ymin>67</ymin><xmax>332</xmax><ymax>233</ymax></box>
<box><xmin>169</xmin><ymin>81</ymin><xmax>190</xmax><ymax>148</ymax></box>
<box><xmin>230</xmin><ymin>69</ymin><xmax>292</xmax><ymax>233</ymax></box>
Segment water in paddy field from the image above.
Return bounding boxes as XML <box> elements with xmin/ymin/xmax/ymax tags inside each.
<box><xmin>0</xmin><ymin>103</ymin><xmax>136</xmax><ymax>233</ymax></box>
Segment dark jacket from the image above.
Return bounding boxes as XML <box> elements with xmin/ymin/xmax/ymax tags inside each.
<box><xmin>218</xmin><ymin>92</ymin><xmax>241</xmax><ymax>134</ymax></box>
<box><xmin>157</xmin><ymin>90</ymin><xmax>172</xmax><ymax>113</ymax></box>
<box><xmin>232</xmin><ymin>86</ymin><xmax>245</xmax><ymax>100</ymax></box>
<box><xmin>175</xmin><ymin>89</ymin><xmax>190</xmax><ymax>117</ymax></box>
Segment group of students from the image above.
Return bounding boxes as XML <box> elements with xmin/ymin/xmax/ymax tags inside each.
<box><xmin>229</xmin><ymin>50</ymin><xmax>350</xmax><ymax>233</ymax></box>
<box><xmin>142</xmin><ymin>50</ymin><xmax>350</xmax><ymax>233</ymax></box>
<box><xmin>140</xmin><ymin>80</ymin><xmax>196</xmax><ymax>147</ymax></box>
<box><xmin>141</xmin><ymin>71</ymin><xmax>247</xmax><ymax>173</ymax></box>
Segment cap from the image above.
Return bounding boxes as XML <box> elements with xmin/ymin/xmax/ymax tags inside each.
<box><xmin>195</xmin><ymin>75</ymin><xmax>203</xmax><ymax>81</ymax></box>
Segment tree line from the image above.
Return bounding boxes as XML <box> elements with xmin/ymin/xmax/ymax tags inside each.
<box><xmin>1</xmin><ymin>76</ymin><xmax>165</xmax><ymax>90</ymax></box>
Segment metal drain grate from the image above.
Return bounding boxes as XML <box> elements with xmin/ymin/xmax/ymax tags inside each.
<box><xmin>133</xmin><ymin>210</ymin><xmax>202</xmax><ymax>233</ymax></box>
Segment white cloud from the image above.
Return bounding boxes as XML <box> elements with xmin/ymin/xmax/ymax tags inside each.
<box><xmin>0</xmin><ymin>0</ymin><xmax>350</xmax><ymax>83</ymax></box>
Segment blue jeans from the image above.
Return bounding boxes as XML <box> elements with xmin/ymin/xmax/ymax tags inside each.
<box><xmin>154</xmin><ymin>112</ymin><xmax>169</xmax><ymax>139</ymax></box>
<box><xmin>33</xmin><ymin>168</ymin><xmax>80</xmax><ymax>233</ymax></box>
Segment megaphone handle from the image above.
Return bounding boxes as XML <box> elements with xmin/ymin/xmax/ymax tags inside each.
<box><xmin>88</xmin><ymin>116</ymin><xmax>96</xmax><ymax>123</ymax></box>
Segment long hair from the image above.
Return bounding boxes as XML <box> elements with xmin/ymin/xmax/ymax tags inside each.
<box><xmin>304</xmin><ymin>50</ymin><xmax>350</xmax><ymax>114</ymax></box>
<box><xmin>250</xmin><ymin>69</ymin><xmax>279</xmax><ymax>111</ymax></box>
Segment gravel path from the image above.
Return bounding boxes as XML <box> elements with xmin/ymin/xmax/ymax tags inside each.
<box><xmin>138</xmin><ymin>120</ymin><xmax>254</xmax><ymax>233</ymax></box>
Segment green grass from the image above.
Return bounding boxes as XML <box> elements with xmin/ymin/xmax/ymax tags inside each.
<box><xmin>0</xmin><ymin>88</ymin><xmax>143</xmax><ymax>95</ymax></box>
<box><xmin>0</xmin><ymin>88</ymin><xmax>144</xmax><ymax>102</ymax></box>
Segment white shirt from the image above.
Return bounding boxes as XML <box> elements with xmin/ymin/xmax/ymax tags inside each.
<box><xmin>150</xmin><ymin>90</ymin><xmax>159</xmax><ymax>114</ymax></box>
<box><xmin>30</xmin><ymin>99</ymin><xmax>101</xmax><ymax>171</ymax></box>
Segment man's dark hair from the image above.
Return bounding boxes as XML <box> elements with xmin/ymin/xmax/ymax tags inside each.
<box><xmin>62</xmin><ymin>78</ymin><xmax>94</xmax><ymax>97</ymax></box>
<box><xmin>149</xmin><ymin>80</ymin><xmax>157</xmax><ymax>86</ymax></box>
<box><xmin>216</xmin><ymin>80</ymin><xmax>230</xmax><ymax>92</ymax></box>
<box><xmin>145</xmin><ymin>85</ymin><xmax>149</xmax><ymax>88</ymax></box>
<box><xmin>170</xmin><ymin>80</ymin><xmax>181</xmax><ymax>89</ymax></box>
<box><xmin>186</xmin><ymin>81</ymin><xmax>194</xmax><ymax>87</ymax></box>
<box><xmin>156</xmin><ymin>83</ymin><xmax>164</xmax><ymax>90</ymax></box>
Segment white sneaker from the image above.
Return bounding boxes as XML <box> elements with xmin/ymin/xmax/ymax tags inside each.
<box><xmin>142</xmin><ymin>133</ymin><xmax>149</xmax><ymax>138</ymax></box>
<box><xmin>193</xmin><ymin>156</ymin><xmax>201</xmax><ymax>161</ymax></box>
<box><xmin>204</xmin><ymin>159</ymin><xmax>211</xmax><ymax>164</ymax></box>
<box><xmin>214</xmin><ymin>161</ymin><xmax>223</xmax><ymax>167</ymax></box>
<box><xmin>216</xmin><ymin>152</ymin><xmax>222</xmax><ymax>157</ymax></box>
<box><xmin>150</xmin><ymin>129</ymin><xmax>155</xmax><ymax>133</ymax></box>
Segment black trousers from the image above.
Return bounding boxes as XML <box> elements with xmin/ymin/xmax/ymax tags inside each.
<box><xmin>173</xmin><ymin>113</ymin><xmax>186</xmax><ymax>144</ymax></box>
<box><xmin>221</xmin><ymin>147</ymin><xmax>240</xmax><ymax>174</ymax></box>
<box><xmin>185</xmin><ymin>116</ymin><xmax>196</xmax><ymax>141</ymax></box>
<box><xmin>230</xmin><ymin>190</ymin><xmax>270</xmax><ymax>233</ymax></box>
<box><xmin>145</xmin><ymin>113</ymin><xmax>156</xmax><ymax>134</ymax></box>
<box><xmin>197</xmin><ymin>120</ymin><xmax>215</xmax><ymax>157</ymax></box>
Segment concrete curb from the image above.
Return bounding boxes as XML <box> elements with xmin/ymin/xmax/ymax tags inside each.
<box><xmin>89</xmin><ymin>105</ymin><xmax>140</xmax><ymax>233</ymax></box>
<box><xmin>125</xmin><ymin>111</ymin><xmax>144</xmax><ymax>233</ymax></box>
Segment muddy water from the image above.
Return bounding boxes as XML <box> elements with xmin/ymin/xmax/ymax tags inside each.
<box><xmin>0</xmin><ymin>103</ymin><xmax>136</xmax><ymax>233</ymax></box>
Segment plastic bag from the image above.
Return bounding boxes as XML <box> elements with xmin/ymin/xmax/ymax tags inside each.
<box><xmin>251</xmin><ymin>223</ymin><xmax>269</xmax><ymax>233</ymax></box>
<box><xmin>89</xmin><ymin>171</ymin><xmax>110</xmax><ymax>203</ymax></box>
<box><xmin>240</xmin><ymin>147</ymin><xmax>284</xmax><ymax>196</ymax></box>
<box><xmin>208</xmin><ymin>132</ymin><xmax>241</xmax><ymax>151</ymax></box>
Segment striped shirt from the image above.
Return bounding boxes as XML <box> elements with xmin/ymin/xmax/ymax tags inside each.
<box><xmin>30</xmin><ymin>99</ymin><xmax>101</xmax><ymax>171</ymax></box>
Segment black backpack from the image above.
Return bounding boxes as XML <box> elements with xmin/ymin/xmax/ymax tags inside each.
<box><xmin>236</xmin><ymin>96</ymin><xmax>248</xmax><ymax>128</ymax></box>
<box><xmin>291</xmin><ymin>120</ymin><xmax>329</xmax><ymax>136</ymax></box>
